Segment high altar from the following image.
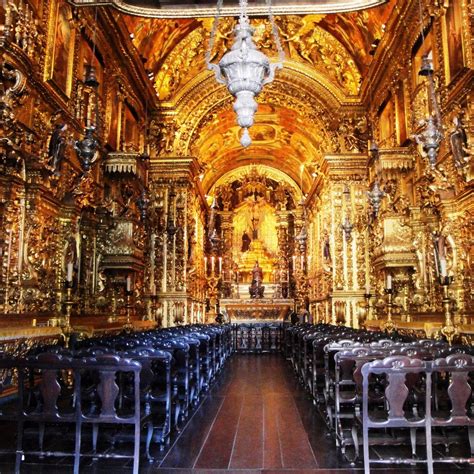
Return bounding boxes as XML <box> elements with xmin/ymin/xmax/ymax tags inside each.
<box><xmin>209</xmin><ymin>168</ymin><xmax>295</xmax><ymax>322</ymax></box>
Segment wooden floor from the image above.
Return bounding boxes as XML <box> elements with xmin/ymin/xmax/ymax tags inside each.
<box><xmin>159</xmin><ymin>354</ymin><xmax>323</xmax><ymax>472</ymax></box>
<box><xmin>0</xmin><ymin>354</ymin><xmax>462</xmax><ymax>473</ymax></box>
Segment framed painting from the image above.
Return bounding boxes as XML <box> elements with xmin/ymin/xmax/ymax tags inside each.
<box><xmin>443</xmin><ymin>0</ymin><xmax>465</xmax><ymax>83</ymax></box>
<box><xmin>395</xmin><ymin>82</ymin><xmax>407</xmax><ymax>145</ymax></box>
<box><xmin>44</xmin><ymin>0</ymin><xmax>75</xmax><ymax>97</ymax></box>
<box><xmin>124</xmin><ymin>102</ymin><xmax>138</xmax><ymax>148</ymax></box>
<box><xmin>107</xmin><ymin>84</ymin><xmax>121</xmax><ymax>150</ymax></box>
<box><xmin>378</xmin><ymin>95</ymin><xmax>394</xmax><ymax>146</ymax></box>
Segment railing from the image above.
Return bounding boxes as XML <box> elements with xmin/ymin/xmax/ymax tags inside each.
<box><xmin>231</xmin><ymin>323</ymin><xmax>286</xmax><ymax>353</ymax></box>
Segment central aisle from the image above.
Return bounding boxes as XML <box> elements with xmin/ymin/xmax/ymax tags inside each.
<box><xmin>155</xmin><ymin>354</ymin><xmax>340</xmax><ymax>472</ymax></box>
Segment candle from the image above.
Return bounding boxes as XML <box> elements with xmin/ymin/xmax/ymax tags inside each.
<box><xmin>365</xmin><ymin>283</ymin><xmax>371</xmax><ymax>294</ymax></box>
<box><xmin>211</xmin><ymin>256</ymin><xmax>215</xmax><ymax>274</ymax></box>
<box><xmin>440</xmin><ymin>257</ymin><xmax>447</xmax><ymax>278</ymax></box>
<box><xmin>300</xmin><ymin>255</ymin><xmax>304</xmax><ymax>268</ymax></box>
<box><xmin>66</xmin><ymin>262</ymin><xmax>73</xmax><ymax>282</ymax></box>
<box><xmin>218</xmin><ymin>257</ymin><xmax>222</xmax><ymax>275</ymax></box>
<box><xmin>307</xmin><ymin>255</ymin><xmax>312</xmax><ymax>269</ymax></box>
<box><xmin>292</xmin><ymin>255</ymin><xmax>296</xmax><ymax>269</ymax></box>
<box><xmin>386</xmin><ymin>273</ymin><xmax>392</xmax><ymax>290</ymax></box>
<box><xmin>126</xmin><ymin>275</ymin><xmax>132</xmax><ymax>292</ymax></box>
<box><xmin>204</xmin><ymin>256</ymin><xmax>207</xmax><ymax>274</ymax></box>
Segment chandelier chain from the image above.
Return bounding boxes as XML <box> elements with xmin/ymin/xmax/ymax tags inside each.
<box><xmin>266</xmin><ymin>0</ymin><xmax>284</xmax><ymax>63</ymax></box>
<box><xmin>205</xmin><ymin>0</ymin><xmax>223</xmax><ymax>67</ymax></box>
<box><xmin>240</xmin><ymin>0</ymin><xmax>248</xmax><ymax>24</ymax></box>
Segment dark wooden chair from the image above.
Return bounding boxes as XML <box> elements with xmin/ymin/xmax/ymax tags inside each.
<box><xmin>431</xmin><ymin>353</ymin><xmax>474</xmax><ymax>467</ymax></box>
<box><xmin>361</xmin><ymin>355</ymin><xmax>433</xmax><ymax>474</ymax></box>
<box><xmin>14</xmin><ymin>353</ymin><xmax>80</xmax><ymax>473</ymax></box>
<box><xmin>121</xmin><ymin>347</ymin><xmax>173</xmax><ymax>454</ymax></box>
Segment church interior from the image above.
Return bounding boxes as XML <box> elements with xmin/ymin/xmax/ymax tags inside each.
<box><xmin>0</xmin><ymin>0</ymin><xmax>474</xmax><ymax>471</ymax></box>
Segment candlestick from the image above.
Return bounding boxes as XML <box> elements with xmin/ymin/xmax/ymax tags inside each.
<box><xmin>364</xmin><ymin>292</ymin><xmax>372</xmax><ymax>321</ymax></box>
<box><xmin>292</xmin><ymin>255</ymin><xmax>296</xmax><ymax>270</ymax></box>
<box><xmin>218</xmin><ymin>256</ymin><xmax>222</xmax><ymax>275</ymax></box>
<box><xmin>382</xmin><ymin>288</ymin><xmax>395</xmax><ymax>332</ymax></box>
<box><xmin>440</xmin><ymin>276</ymin><xmax>456</xmax><ymax>344</ymax></box>
<box><xmin>439</xmin><ymin>257</ymin><xmax>447</xmax><ymax>278</ymax></box>
<box><xmin>386</xmin><ymin>273</ymin><xmax>392</xmax><ymax>290</ymax></box>
<box><xmin>124</xmin><ymin>290</ymin><xmax>133</xmax><ymax>330</ymax></box>
<box><xmin>66</xmin><ymin>262</ymin><xmax>73</xmax><ymax>282</ymax></box>
<box><xmin>126</xmin><ymin>275</ymin><xmax>132</xmax><ymax>292</ymax></box>
<box><xmin>211</xmin><ymin>256</ymin><xmax>215</xmax><ymax>274</ymax></box>
<box><xmin>62</xmin><ymin>285</ymin><xmax>74</xmax><ymax>347</ymax></box>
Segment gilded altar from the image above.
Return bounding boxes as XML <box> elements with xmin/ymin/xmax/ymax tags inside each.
<box><xmin>220</xmin><ymin>298</ymin><xmax>293</xmax><ymax>322</ymax></box>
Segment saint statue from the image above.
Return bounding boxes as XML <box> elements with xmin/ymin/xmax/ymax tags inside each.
<box><xmin>249</xmin><ymin>261</ymin><xmax>264</xmax><ymax>298</ymax></box>
<box><xmin>241</xmin><ymin>231</ymin><xmax>251</xmax><ymax>252</ymax></box>
<box><xmin>449</xmin><ymin>116</ymin><xmax>468</xmax><ymax>171</ymax></box>
<box><xmin>47</xmin><ymin>123</ymin><xmax>68</xmax><ymax>175</ymax></box>
<box><xmin>252</xmin><ymin>261</ymin><xmax>263</xmax><ymax>282</ymax></box>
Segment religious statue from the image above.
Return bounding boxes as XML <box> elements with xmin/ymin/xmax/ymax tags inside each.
<box><xmin>47</xmin><ymin>123</ymin><xmax>68</xmax><ymax>175</ymax></box>
<box><xmin>251</xmin><ymin>214</ymin><xmax>259</xmax><ymax>239</ymax></box>
<box><xmin>449</xmin><ymin>115</ymin><xmax>469</xmax><ymax>172</ymax></box>
<box><xmin>249</xmin><ymin>261</ymin><xmax>264</xmax><ymax>298</ymax></box>
<box><xmin>241</xmin><ymin>231</ymin><xmax>251</xmax><ymax>252</ymax></box>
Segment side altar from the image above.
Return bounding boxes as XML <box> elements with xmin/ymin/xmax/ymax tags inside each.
<box><xmin>220</xmin><ymin>298</ymin><xmax>293</xmax><ymax>322</ymax></box>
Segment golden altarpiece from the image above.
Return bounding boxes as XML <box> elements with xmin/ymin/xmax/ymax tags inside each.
<box><xmin>0</xmin><ymin>0</ymin><xmax>473</xmax><ymax>349</ymax></box>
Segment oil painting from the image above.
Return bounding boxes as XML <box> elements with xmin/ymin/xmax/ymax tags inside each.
<box><xmin>46</xmin><ymin>1</ymin><xmax>75</xmax><ymax>97</ymax></box>
<box><xmin>444</xmin><ymin>0</ymin><xmax>465</xmax><ymax>82</ymax></box>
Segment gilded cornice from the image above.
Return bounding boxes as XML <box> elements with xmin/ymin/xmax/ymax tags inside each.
<box><xmin>69</xmin><ymin>0</ymin><xmax>388</xmax><ymax>19</ymax></box>
<box><xmin>149</xmin><ymin>157</ymin><xmax>201</xmax><ymax>181</ymax></box>
<box><xmin>323</xmin><ymin>153</ymin><xmax>368</xmax><ymax>178</ymax></box>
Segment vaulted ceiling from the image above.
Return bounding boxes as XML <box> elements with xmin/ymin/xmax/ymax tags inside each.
<box><xmin>120</xmin><ymin>1</ymin><xmax>396</xmax><ymax>194</ymax></box>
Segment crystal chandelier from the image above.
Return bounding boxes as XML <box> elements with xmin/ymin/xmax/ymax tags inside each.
<box><xmin>206</xmin><ymin>0</ymin><xmax>284</xmax><ymax>147</ymax></box>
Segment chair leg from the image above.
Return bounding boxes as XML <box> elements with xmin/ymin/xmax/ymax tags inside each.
<box><xmin>468</xmin><ymin>426</ymin><xmax>474</xmax><ymax>457</ymax></box>
<box><xmin>363</xmin><ymin>425</ymin><xmax>370</xmax><ymax>474</ymax></box>
<box><xmin>92</xmin><ymin>424</ymin><xmax>99</xmax><ymax>454</ymax></box>
<box><xmin>410</xmin><ymin>428</ymin><xmax>417</xmax><ymax>458</ymax></box>
<box><xmin>133</xmin><ymin>421</ymin><xmax>140</xmax><ymax>474</ymax></box>
<box><xmin>145</xmin><ymin>422</ymin><xmax>153</xmax><ymax>461</ymax></box>
<box><xmin>15</xmin><ymin>420</ymin><xmax>24</xmax><ymax>474</ymax></box>
<box><xmin>425</xmin><ymin>423</ymin><xmax>433</xmax><ymax>474</ymax></box>
<box><xmin>38</xmin><ymin>422</ymin><xmax>45</xmax><ymax>454</ymax></box>
<box><xmin>351</xmin><ymin>424</ymin><xmax>359</xmax><ymax>462</ymax></box>
<box><xmin>74</xmin><ymin>421</ymin><xmax>81</xmax><ymax>474</ymax></box>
